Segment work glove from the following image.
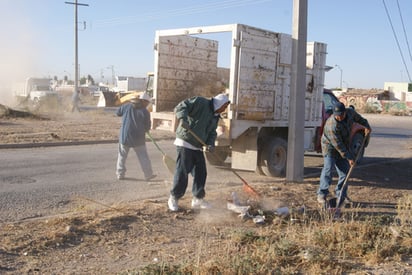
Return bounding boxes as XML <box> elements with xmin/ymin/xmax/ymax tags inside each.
<box><xmin>203</xmin><ymin>145</ymin><xmax>215</xmax><ymax>153</ymax></box>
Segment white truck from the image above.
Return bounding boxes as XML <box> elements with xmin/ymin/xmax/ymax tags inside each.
<box><xmin>150</xmin><ymin>23</ymin><xmax>329</xmax><ymax>177</ymax></box>
<box><xmin>13</xmin><ymin>77</ymin><xmax>59</xmax><ymax>108</ymax></box>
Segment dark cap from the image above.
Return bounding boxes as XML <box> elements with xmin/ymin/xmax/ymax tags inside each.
<box><xmin>333</xmin><ymin>102</ymin><xmax>346</xmax><ymax>115</ymax></box>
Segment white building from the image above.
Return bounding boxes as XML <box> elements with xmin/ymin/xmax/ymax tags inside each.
<box><xmin>114</xmin><ymin>76</ymin><xmax>147</xmax><ymax>93</ymax></box>
<box><xmin>384</xmin><ymin>82</ymin><xmax>412</xmax><ymax>102</ymax></box>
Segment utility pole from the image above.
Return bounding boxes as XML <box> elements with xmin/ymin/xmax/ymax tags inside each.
<box><xmin>65</xmin><ymin>0</ymin><xmax>89</xmax><ymax>112</ymax></box>
<box><xmin>286</xmin><ymin>0</ymin><xmax>307</xmax><ymax>182</ymax></box>
<box><xmin>107</xmin><ymin>65</ymin><xmax>115</xmax><ymax>86</ymax></box>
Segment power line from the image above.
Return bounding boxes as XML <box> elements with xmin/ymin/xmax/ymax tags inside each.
<box><xmin>92</xmin><ymin>0</ymin><xmax>271</xmax><ymax>28</ymax></box>
<box><xmin>396</xmin><ymin>0</ymin><xmax>412</xmax><ymax>65</ymax></box>
<box><xmin>382</xmin><ymin>0</ymin><xmax>411</xmax><ymax>82</ymax></box>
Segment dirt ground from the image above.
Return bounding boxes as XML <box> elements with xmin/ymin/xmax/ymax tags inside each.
<box><xmin>0</xmin><ymin>102</ymin><xmax>174</xmax><ymax>146</ymax></box>
<box><xmin>0</xmin><ymin>102</ymin><xmax>411</xmax><ymax>274</ymax></box>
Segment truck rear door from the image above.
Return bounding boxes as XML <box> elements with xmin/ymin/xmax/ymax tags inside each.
<box><xmin>154</xmin><ymin>35</ymin><xmax>218</xmax><ymax>112</ymax></box>
<box><xmin>236</xmin><ymin>27</ymin><xmax>280</xmax><ymax>121</ymax></box>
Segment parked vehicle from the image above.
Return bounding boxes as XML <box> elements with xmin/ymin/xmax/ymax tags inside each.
<box><xmin>149</xmin><ymin>23</ymin><xmax>367</xmax><ymax>177</ymax></box>
<box><xmin>88</xmin><ymin>85</ymin><xmax>111</xmax><ymax>97</ymax></box>
<box><xmin>13</xmin><ymin>77</ymin><xmax>59</xmax><ymax>109</ymax></box>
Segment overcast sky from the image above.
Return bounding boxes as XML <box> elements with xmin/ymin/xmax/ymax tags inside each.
<box><xmin>1</xmin><ymin>0</ymin><xmax>411</xmax><ymax>91</ymax></box>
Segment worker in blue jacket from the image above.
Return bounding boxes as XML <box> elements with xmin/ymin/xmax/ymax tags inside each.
<box><xmin>116</xmin><ymin>92</ymin><xmax>156</xmax><ymax>181</ymax></box>
<box><xmin>168</xmin><ymin>93</ymin><xmax>230</xmax><ymax>211</ymax></box>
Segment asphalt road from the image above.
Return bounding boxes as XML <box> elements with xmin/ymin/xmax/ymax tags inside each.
<box><xmin>0</xmin><ymin>114</ymin><xmax>411</xmax><ymax>223</ymax></box>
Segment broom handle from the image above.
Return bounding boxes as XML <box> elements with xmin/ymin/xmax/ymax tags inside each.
<box><xmin>183</xmin><ymin>127</ymin><xmax>207</xmax><ymax>147</ymax></box>
<box><xmin>146</xmin><ymin>131</ymin><xmax>165</xmax><ymax>155</ymax></box>
<box><xmin>336</xmin><ymin>133</ymin><xmax>369</xmax><ymax>207</ymax></box>
<box><xmin>184</xmin><ymin>125</ymin><xmax>259</xmax><ymax>196</ymax></box>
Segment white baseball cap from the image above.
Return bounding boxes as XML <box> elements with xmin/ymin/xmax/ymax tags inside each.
<box><xmin>213</xmin><ymin>93</ymin><xmax>230</xmax><ymax>111</ymax></box>
<box><xmin>139</xmin><ymin>92</ymin><xmax>152</xmax><ymax>102</ymax></box>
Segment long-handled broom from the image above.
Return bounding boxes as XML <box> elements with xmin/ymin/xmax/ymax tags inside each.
<box><xmin>327</xmin><ymin>133</ymin><xmax>369</xmax><ymax>218</ymax></box>
<box><xmin>146</xmin><ymin>132</ymin><xmax>175</xmax><ymax>174</ymax></box>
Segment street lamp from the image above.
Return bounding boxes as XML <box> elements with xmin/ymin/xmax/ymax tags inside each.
<box><xmin>335</xmin><ymin>64</ymin><xmax>343</xmax><ymax>90</ymax></box>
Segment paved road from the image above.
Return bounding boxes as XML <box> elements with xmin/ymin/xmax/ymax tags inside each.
<box><xmin>0</xmin><ymin>142</ymin><xmax>271</xmax><ymax>222</ymax></box>
<box><xmin>306</xmin><ymin>113</ymin><xmax>412</xmax><ymax>166</ymax></box>
<box><xmin>0</xmin><ymin>114</ymin><xmax>411</xmax><ymax>223</ymax></box>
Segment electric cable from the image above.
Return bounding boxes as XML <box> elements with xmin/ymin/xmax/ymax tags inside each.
<box><xmin>396</xmin><ymin>0</ymin><xmax>412</xmax><ymax>65</ymax></box>
<box><xmin>382</xmin><ymin>0</ymin><xmax>411</xmax><ymax>82</ymax></box>
<box><xmin>92</xmin><ymin>0</ymin><xmax>271</xmax><ymax>28</ymax></box>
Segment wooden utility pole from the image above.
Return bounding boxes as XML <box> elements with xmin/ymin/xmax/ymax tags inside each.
<box><xmin>286</xmin><ymin>0</ymin><xmax>307</xmax><ymax>182</ymax></box>
<box><xmin>65</xmin><ymin>0</ymin><xmax>89</xmax><ymax>111</ymax></box>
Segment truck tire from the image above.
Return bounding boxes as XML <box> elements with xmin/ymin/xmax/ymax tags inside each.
<box><xmin>205</xmin><ymin>146</ymin><xmax>230</xmax><ymax>166</ymax></box>
<box><xmin>259</xmin><ymin>137</ymin><xmax>287</xmax><ymax>177</ymax></box>
<box><xmin>351</xmin><ymin>132</ymin><xmax>365</xmax><ymax>164</ymax></box>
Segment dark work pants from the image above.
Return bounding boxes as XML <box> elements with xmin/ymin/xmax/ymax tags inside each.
<box><xmin>171</xmin><ymin>146</ymin><xmax>207</xmax><ymax>200</ymax></box>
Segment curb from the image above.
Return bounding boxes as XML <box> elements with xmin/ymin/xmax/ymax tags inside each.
<box><xmin>0</xmin><ymin>135</ymin><xmax>176</xmax><ymax>149</ymax></box>
<box><xmin>0</xmin><ymin>140</ymin><xmax>118</xmax><ymax>149</ymax></box>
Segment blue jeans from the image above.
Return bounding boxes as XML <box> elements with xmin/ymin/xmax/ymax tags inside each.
<box><xmin>116</xmin><ymin>143</ymin><xmax>153</xmax><ymax>179</ymax></box>
<box><xmin>171</xmin><ymin>146</ymin><xmax>207</xmax><ymax>200</ymax></box>
<box><xmin>318</xmin><ymin>155</ymin><xmax>350</xmax><ymax>199</ymax></box>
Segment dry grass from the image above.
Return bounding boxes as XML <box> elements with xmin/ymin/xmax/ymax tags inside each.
<box><xmin>397</xmin><ymin>194</ymin><xmax>412</xmax><ymax>226</ymax></box>
<box><xmin>121</xmin><ymin>196</ymin><xmax>412</xmax><ymax>274</ymax></box>
<box><xmin>1</xmin><ymin>194</ymin><xmax>411</xmax><ymax>274</ymax></box>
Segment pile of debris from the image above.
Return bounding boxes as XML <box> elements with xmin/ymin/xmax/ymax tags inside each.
<box><xmin>0</xmin><ymin>104</ymin><xmax>42</xmax><ymax>119</ymax></box>
<box><xmin>226</xmin><ymin>192</ymin><xmax>306</xmax><ymax>225</ymax></box>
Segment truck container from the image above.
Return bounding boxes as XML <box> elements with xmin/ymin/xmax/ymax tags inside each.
<box><xmin>150</xmin><ymin>24</ymin><xmax>335</xmax><ymax>177</ymax></box>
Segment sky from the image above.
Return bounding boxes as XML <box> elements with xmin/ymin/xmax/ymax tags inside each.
<box><xmin>1</xmin><ymin>0</ymin><xmax>412</xmax><ymax>94</ymax></box>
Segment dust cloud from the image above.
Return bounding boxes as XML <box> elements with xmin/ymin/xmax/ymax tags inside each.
<box><xmin>0</xmin><ymin>2</ymin><xmax>39</xmax><ymax>107</ymax></box>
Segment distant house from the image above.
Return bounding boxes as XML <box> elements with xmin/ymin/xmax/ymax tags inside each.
<box><xmin>114</xmin><ymin>76</ymin><xmax>147</xmax><ymax>93</ymax></box>
<box><xmin>384</xmin><ymin>82</ymin><xmax>412</xmax><ymax>102</ymax></box>
<box><xmin>337</xmin><ymin>88</ymin><xmax>388</xmax><ymax>113</ymax></box>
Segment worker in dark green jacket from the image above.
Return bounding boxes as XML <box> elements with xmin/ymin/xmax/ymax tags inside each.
<box><xmin>168</xmin><ymin>93</ymin><xmax>230</xmax><ymax>211</ymax></box>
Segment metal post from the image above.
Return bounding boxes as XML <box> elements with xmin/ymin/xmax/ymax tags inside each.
<box><xmin>107</xmin><ymin>65</ymin><xmax>115</xmax><ymax>85</ymax></box>
<box><xmin>65</xmin><ymin>1</ymin><xmax>89</xmax><ymax>111</ymax></box>
<box><xmin>286</xmin><ymin>0</ymin><xmax>307</xmax><ymax>182</ymax></box>
<box><xmin>74</xmin><ymin>1</ymin><xmax>78</xmax><ymax>96</ymax></box>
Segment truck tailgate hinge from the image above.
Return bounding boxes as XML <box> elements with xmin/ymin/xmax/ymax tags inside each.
<box><xmin>233</xmin><ymin>39</ymin><xmax>241</xmax><ymax>48</ymax></box>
